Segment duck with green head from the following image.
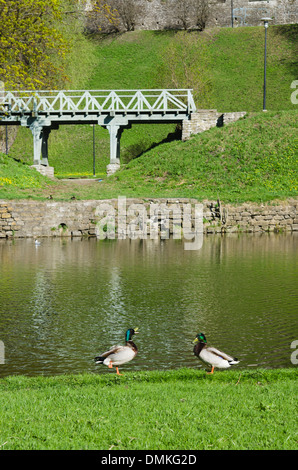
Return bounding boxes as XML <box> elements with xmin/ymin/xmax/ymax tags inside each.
<box><xmin>193</xmin><ymin>332</ymin><xmax>239</xmax><ymax>374</ymax></box>
<box><xmin>94</xmin><ymin>328</ymin><xmax>139</xmax><ymax>375</ymax></box>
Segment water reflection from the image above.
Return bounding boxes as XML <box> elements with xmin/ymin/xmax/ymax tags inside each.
<box><xmin>0</xmin><ymin>233</ymin><xmax>297</xmax><ymax>377</ymax></box>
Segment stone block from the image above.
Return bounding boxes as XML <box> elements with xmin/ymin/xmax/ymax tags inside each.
<box><xmin>0</xmin><ymin>197</ymin><xmax>296</xmax><ymax>238</ymax></box>
<box><xmin>30</xmin><ymin>165</ymin><xmax>55</xmax><ymax>178</ymax></box>
<box><xmin>107</xmin><ymin>162</ymin><xmax>120</xmax><ymax>176</ymax></box>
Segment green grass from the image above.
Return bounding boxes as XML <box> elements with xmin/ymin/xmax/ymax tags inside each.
<box><xmin>0</xmin><ymin>153</ymin><xmax>52</xmax><ymax>197</ymax></box>
<box><xmin>87</xmin><ymin>30</ymin><xmax>175</xmax><ymax>90</ymax></box>
<box><xmin>86</xmin><ymin>26</ymin><xmax>298</xmax><ymax>112</ymax></box>
<box><xmin>209</xmin><ymin>25</ymin><xmax>298</xmax><ymax>112</ymax></box>
<box><xmin>1</xmin><ymin>109</ymin><xmax>297</xmax><ymax>202</ymax></box>
<box><xmin>99</xmin><ymin>109</ymin><xmax>297</xmax><ymax>203</ymax></box>
<box><xmin>0</xmin><ymin>368</ymin><xmax>297</xmax><ymax>450</ymax></box>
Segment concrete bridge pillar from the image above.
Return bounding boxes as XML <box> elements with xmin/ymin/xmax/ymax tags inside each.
<box><xmin>105</xmin><ymin>120</ymin><xmax>126</xmax><ymax>176</ymax></box>
<box><xmin>20</xmin><ymin>117</ymin><xmax>52</xmax><ymax>166</ymax></box>
<box><xmin>41</xmin><ymin>127</ymin><xmax>51</xmax><ymax>165</ymax></box>
<box><xmin>30</xmin><ymin>123</ymin><xmax>52</xmax><ymax>166</ymax></box>
<box><xmin>106</xmin><ymin>124</ymin><xmax>122</xmax><ymax>176</ymax></box>
<box><xmin>30</xmin><ymin>120</ymin><xmax>44</xmax><ymax>165</ymax></box>
<box><xmin>107</xmin><ymin>124</ymin><xmax>123</xmax><ymax>163</ymax></box>
<box><xmin>21</xmin><ymin>117</ymin><xmax>56</xmax><ymax>178</ymax></box>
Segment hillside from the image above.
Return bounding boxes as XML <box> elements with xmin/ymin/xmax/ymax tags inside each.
<box><xmin>97</xmin><ymin>110</ymin><xmax>298</xmax><ymax>202</ymax></box>
<box><xmin>0</xmin><ymin>25</ymin><xmax>297</xmax><ymax>202</ymax></box>
<box><xmin>7</xmin><ymin>25</ymin><xmax>298</xmax><ymax>177</ymax></box>
<box><xmin>1</xmin><ymin>109</ymin><xmax>297</xmax><ymax>202</ymax></box>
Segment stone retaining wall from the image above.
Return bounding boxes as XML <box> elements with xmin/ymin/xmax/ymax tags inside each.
<box><xmin>0</xmin><ymin>198</ymin><xmax>297</xmax><ymax>239</ymax></box>
<box><xmin>90</xmin><ymin>0</ymin><xmax>298</xmax><ymax>31</ymax></box>
<box><xmin>182</xmin><ymin>110</ymin><xmax>247</xmax><ymax>141</ymax></box>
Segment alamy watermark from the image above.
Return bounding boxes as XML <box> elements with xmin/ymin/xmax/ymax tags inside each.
<box><xmin>0</xmin><ymin>341</ymin><xmax>4</xmax><ymax>365</ymax></box>
<box><xmin>290</xmin><ymin>80</ymin><xmax>298</xmax><ymax>104</ymax></box>
<box><xmin>290</xmin><ymin>340</ymin><xmax>298</xmax><ymax>365</ymax></box>
<box><xmin>94</xmin><ymin>196</ymin><xmax>203</xmax><ymax>251</ymax></box>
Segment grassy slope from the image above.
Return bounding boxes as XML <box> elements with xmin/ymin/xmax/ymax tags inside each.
<box><xmin>0</xmin><ymin>153</ymin><xmax>50</xmax><ymax>191</ymax></box>
<box><xmin>0</xmin><ymin>368</ymin><xmax>297</xmax><ymax>450</ymax></box>
<box><xmin>1</xmin><ymin>109</ymin><xmax>297</xmax><ymax>202</ymax></box>
<box><xmin>97</xmin><ymin>109</ymin><xmax>298</xmax><ymax>202</ymax></box>
<box><xmin>209</xmin><ymin>25</ymin><xmax>298</xmax><ymax>112</ymax></box>
<box><xmin>1</xmin><ymin>25</ymin><xmax>298</xmax><ymax>201</ymax></box>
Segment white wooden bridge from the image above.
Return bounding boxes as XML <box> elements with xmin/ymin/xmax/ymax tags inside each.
<box><xmin>0</xmin><ymin>89</ymin><xmax>196</xmax><ymax>174</ymax></box>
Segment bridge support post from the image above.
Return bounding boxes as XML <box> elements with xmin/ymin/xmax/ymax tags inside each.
<box><xmin>24</xmin><ymin>118</ymin><xmax>55</xmax><ymax>177</ymax></box>
<box><xmin>30</xmin><ymin>121</ymin><xmax>43</xmax><ymax>165</ymax></box>
<box><xmin>27</xmin><ymin>119</ymin><xmax>52</xmax><ymax>166</ymax></box>
<box><xmin>40</xmin><ymin>127</ymin><xmax>51</xmax><ymax>166</ymax></box>
<box><xmin>106</xmin><ymin>124</ymin><xmax>123</xmax><ymax>176</ymax></box>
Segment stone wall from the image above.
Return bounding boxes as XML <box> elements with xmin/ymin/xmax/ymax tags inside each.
<box><xmin>208</xmin><ymin>0</ymin><xmax>298</xmax><ymax>28</ymax></box>
<box><xmin>182</xmin><ymin>110</ymin><xmax>247</xmax><ymax>140</ymax></box>
<box><xmin>95</xmin><ymin>0</ymin><xmax>297</xmax><ymax>30</ymax></box>
<box><xmin>30</xmin><ymin>165</ymin><xmax>55</xmax><ymax>178</ymax></box>
<box><xmin>1</xmin><ymin>198</ymin><xmax>297</xmax><ymax>239</ymax></box>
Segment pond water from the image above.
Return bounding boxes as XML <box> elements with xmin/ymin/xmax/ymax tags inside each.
<box><xmin>0</xmin><ymin>233</ymin><xmax>297</xmax><ymax>377</ymax></box>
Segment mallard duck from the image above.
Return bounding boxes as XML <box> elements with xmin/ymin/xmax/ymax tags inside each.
<box><xmin>94</xmin><ymin>328</ymin><xmax>139</xmax><ymax>375</ymax></box>
<box><xmin>193</xmin><ymin>332</ymin><xmax>239</xmax><ymax>374</ymax></box>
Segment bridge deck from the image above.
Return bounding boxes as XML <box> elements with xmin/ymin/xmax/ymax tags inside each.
<box><xmin>1</xmin><ymin>89</ymin><xmax>195</xmax><ymax>120</ymax></box>
<box><xmin>0</xmin><ymin>89</ymin><xmax>196</xmax><ymax>174</ymax></box>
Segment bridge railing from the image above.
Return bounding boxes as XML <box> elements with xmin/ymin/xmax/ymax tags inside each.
<box><xmin>0</xmin><ymin>89</ymin><xmax>196</xmax><ymax>114</ymax></box>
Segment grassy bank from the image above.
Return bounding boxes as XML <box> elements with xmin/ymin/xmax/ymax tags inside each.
<box><xmin>0</xmin><ymin>368</ymin><xmax>297</xmax><ymax>450</ymax></box>
<box><xmin>0</xmin><ymin>153</ymin><xmax>48</xmax><ymax>192</ymax></box>
<box><xmin>95</xmin><ymin>109</ymin><xmax>298</xmax><ymax>202</ymax></box>
<box><xmin>1</xmin><ymin>109</ymin><xmax>297</xmax><ymax>202</ymax></box>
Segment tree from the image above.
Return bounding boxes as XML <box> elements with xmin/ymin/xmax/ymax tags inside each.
<box><xmin>175</xmin><ymin>0</ymin><xmax>193</xmax><ymax>30</ymax></box>
<box><xmin>0</xmin><ymin>0</ymin><xmax>72</xmax><ymax>89</ymax></box>
<box><xmin>85</xmin><ymin>0</ymin><xmax>120</xmax><ymax>33</ymax></box>
<box><xmin>194</xmin><ymin>0</ymin><xmax>209</xmax><ymax>31</ymax></box>
<box><xmin>175</xmin><ymin>0</ymin><xmax>209</xmax><ymax>31</ymax></box>
<box><xmin>109</xmin><ymin>0</ymin><xmax>141</xmax><ymax>32</ymax></box>
<box><xmin>86</xmin><ymin>0</ymin><xmax>141</xmax><ymax>33</ymax></box>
